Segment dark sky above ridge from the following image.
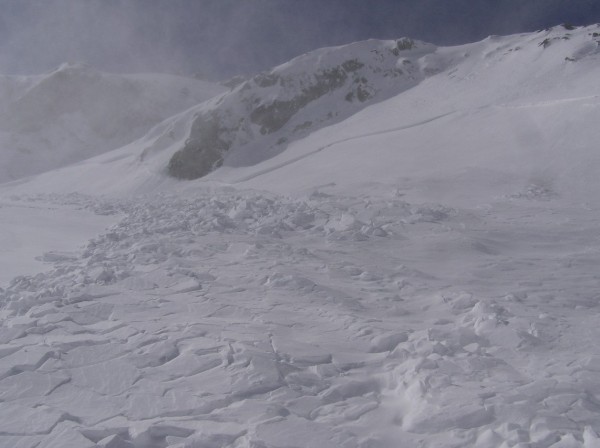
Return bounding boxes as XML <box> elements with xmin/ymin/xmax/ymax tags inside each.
<box><xmin>1</xmin><ymin>0</ymin><xmax>600</xmax><ymax>79</ymax></box>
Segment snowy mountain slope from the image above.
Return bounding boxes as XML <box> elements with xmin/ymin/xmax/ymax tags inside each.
<box><xmin>9</xmin><ymin>24</ymin><xmax>600</xmax><ymax>202</ymax></box>
<box><xmin>167</xmin><ymin>38</ymin><xmax>438</xmax><ymax>179</ymax></box>
<box><xmin>214</xmin><ymin>24</ymin><xmax>600</xmax><ymax>205</ymax></box>
<box><xmin>2</xmin><ymin>24</ymin><xmax>600</xmax><ymax>448</ymax></box>
<box><xmin>0</xmin><ymin>63</ymin><xmax>226</xmax><ymax>182</ymax></box>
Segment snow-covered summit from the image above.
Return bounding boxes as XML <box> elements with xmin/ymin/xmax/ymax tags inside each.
<box><xmin>167</xmin><ymin>38</ymin><xmax>439</xmax><ymax>179</ymax></box>
<box><xmin>0</xmin><ymin>65</ymin><xmax>226</xmax><ymax>182</ymax></box>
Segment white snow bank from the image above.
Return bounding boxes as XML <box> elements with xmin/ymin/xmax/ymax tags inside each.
<box><xmin>0</xmin><ymin>195</ymin><xmax>119</xmax><ymax>287</ymax></box>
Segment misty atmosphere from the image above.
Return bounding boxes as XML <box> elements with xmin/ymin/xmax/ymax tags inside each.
<box><xmin>2</xmin><ymin>0</ymin><xmax>600</xmax><ymax>77</ymax></box>
<box><xmin>1</xmin><ymin>1</ymin><xmax>600</xmax><ymax>447</ymax></box>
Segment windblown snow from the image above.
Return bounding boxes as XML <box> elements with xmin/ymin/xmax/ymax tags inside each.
<box><xmin>1</xmin><ymin>25</ymin><xmax>600</xmax><ymax>448</ymax></box>
<box><xmin>0</xmin><ymin>63</ymin><xmax>226</xmax><ymax>182</ymax></box>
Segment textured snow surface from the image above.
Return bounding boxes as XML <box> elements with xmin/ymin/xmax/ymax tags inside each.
<box><xmin>1</xmin><ymin>189</ymin><xmax>600</xmax><ymax>447</ymax></box>
<box><xmin>1</xmin><ymin>24</ymin><xmax>600</xmax><ymax>447</ymax></box>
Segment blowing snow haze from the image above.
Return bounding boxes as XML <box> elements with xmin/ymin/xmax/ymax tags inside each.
<box><xmin>1</xmin><ymin>0</ymin><xmax>600</xmax><ymax>78</ymax></box>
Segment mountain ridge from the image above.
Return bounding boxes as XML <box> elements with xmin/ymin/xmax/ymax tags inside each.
<box><xmin>167</xmin><ymin>37</ymin><xmax>440</xmax><ymax>179</ymax></box>
<box><xmin>2</xmin><ymin>24</ymin><xmax>600</xmax><ymax>202</ymax></box>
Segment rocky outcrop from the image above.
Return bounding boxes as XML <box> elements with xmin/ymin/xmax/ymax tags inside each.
<box><xmin>168</xmin><ymin>38</ymin><xmax>438</xmax><ymax>179</ymax></box>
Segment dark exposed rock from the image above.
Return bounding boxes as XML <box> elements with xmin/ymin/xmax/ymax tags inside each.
<box><xmin>168</xmin><ymin>113</ymin><xmax>229</xmax><ymax>179</ymax></box>
<box><xmin>391</xmin><ymin>38</ymin><xmax>416</xmax><ymax>55</ymax></box>
<box><xmin>249</xmin><ymin>66</ymin><xmax>349</xmax><ymax>135</ymax></box>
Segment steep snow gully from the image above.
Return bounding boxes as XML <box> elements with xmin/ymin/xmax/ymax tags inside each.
<box><xmin>1</xmin><ymin>24</ymin><xmax>600</xmax><ymax>448</ymax></box>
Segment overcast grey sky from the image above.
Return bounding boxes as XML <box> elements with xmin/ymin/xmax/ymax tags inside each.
<box><xmin>1</xmin><ymin>0</ymin><xmax>599</xmax><ymax>79</ymax></box>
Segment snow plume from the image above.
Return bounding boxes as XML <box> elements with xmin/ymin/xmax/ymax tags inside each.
<box><xmin>0</xmin><ymin>66</ymin><xmax>226</xmax><ymax>182</ymax></box>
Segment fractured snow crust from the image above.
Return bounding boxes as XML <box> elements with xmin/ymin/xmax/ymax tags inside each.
<box><xmin>1</xmin><ymin>24</ymin><xmax>600</xmax><ymax>448</ymax></box>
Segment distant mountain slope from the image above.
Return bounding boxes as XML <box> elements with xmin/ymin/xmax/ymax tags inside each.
<box><xmin>5</xmin><ymin>24</ymin><xmax>600</xmax><ymax>204</ymax></box>
<box><xmin>0</xmin><ymin>64</ymin><xmax>226</xmax><ymax>182</ymax></box>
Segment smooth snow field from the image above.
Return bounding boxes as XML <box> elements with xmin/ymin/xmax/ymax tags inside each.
<box><xmin>1</xmin><ymin>25</ymin><xmax>600</xmax><ymax>448</ymax></box>
<box><xmin>0</xmin><ymin>197</ymin><xmax>118</xmax><ymax>286</ymax></box>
